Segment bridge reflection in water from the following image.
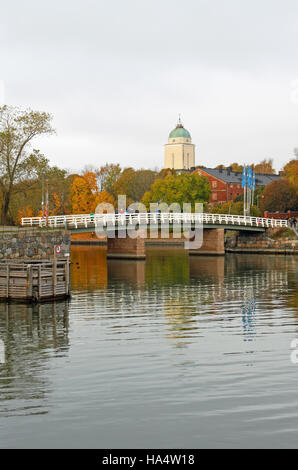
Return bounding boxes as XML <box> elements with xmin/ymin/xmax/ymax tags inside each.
<box><xmin>0</xmin><ymin>245</ymin><xmax>297</xmax><ymax>448</ymax></box>
<box><xmin>69</xmin><ymin>246</ymin><xmax>296</xmax><ymax>348</ymax></box>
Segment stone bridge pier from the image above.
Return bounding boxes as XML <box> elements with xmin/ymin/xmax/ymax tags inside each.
<box><xmin>189</xmin><ymin>228</ymin><xmax>225</xmax><ymax>256</ymax></box>
<box><xmin>107</xmin><ymin>229</ymin><xmax>146</xmax><ymax>260</ymax></box>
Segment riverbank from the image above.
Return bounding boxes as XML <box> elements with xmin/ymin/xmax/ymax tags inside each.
<box><xmin>225</xmin><ymin>228</ymin><xmax>298</xmax><ymax>255</ymax></box>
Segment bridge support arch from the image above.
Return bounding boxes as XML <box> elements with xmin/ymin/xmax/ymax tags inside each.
<box><xmin>189</xmin><ymin>228</ymin><xmax>225</xmax><ymax>256</ymax></box>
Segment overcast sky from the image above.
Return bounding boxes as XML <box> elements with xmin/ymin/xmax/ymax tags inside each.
<box><xmin>1</xmin><ymin>0</ymin><xmax>298</xmax><ymax>172</ymax></box>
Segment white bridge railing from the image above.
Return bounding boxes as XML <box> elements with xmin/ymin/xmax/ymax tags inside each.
<box><xmin>21</xmin><ymin>213</ymin><xmax>288</xmax><ymax>229</ymax></box>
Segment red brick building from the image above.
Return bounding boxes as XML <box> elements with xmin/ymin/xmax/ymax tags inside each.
<box><xmin>192</xmin><ymin>167</ymin><xmax>280</xmax><ymax>205</ymax></box>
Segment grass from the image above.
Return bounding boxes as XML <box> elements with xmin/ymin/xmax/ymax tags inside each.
<box><xmin>270</xmin><ymin>227</ymin><xmax>297</xmax><ymax>239</ymax></box>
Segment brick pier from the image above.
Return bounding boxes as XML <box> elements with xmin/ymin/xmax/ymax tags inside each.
<box><xmin>189</xmin><ymin>228</ymin><xmax>225</xmax><ymax>256</ymax></box>
<box><xmin>107</xmin><ymin>230</ymin><xmax>146</xmax><ymax>260</ymax></box>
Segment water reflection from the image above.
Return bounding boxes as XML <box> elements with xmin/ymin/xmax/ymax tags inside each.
<box><xmin>71</xmin><ymin>245</ymin><xmax>107</xmax><ymax>291</ymax></box>
<box><xmin>0</xmin><ymin>247</ymin><xmax>298</xmax><ymax>448</ymax></box>
<box><xmin>69</xmin><ymin>247</ymin><xmax>297</xmax><ymax>347</ymax></box>
<box><xmin>241</xmin><ymin>288</ymin><xmax>256</xmax><ymax>342</ymax></box>
<box><xmin>0</xmin><ymin>301</ymin><xmax>69</xmax><ymax>416</ymax></box>
<box><xmin>108</xmin><ymin>259</ymin><xmax>146</xmax><ymax>287</ymax></box>
<box><xmin>189</xmin><ymin>255</ymin><xmax>225</xmax><ymax>282</ymax></box>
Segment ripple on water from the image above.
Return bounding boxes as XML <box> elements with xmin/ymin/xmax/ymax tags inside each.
<box><xmin>0</xmin><ymin>249</ymin><xmax>297</xmax><ymax>448</ymax></box>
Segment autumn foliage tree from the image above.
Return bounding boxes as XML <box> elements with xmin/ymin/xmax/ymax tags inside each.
<box><xmin>254</xmin><ymin>159</ymin><xmax>275</xmax><ymax>174</ymax></box>
<box><xmin>95</xmin><ymin>190</ymin><xmax>115</xmax><ymax>207</ymax></box>
<box><xmin>211</xmin><ymin>201</ymin><xmax>261</xmax><ymax>216</ymax></box>
<box><xmin>70</xmin><ymin>172</ymin><xmax>99</xmax><ymax>214</ymax></box>
<box><xmin>260</xmin><ymin>179</ymin><xmax>298</xmax><ymax>213</ymax></box>
<box><xmin>282</xmin><ymin>159</ymin><xmax>298</xmax><ymax>188</ymax></box>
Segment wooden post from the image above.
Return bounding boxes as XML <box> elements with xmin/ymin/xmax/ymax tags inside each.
<box><xmin>53</xmin><ymin>258</ymin><xmax>57</xmax><ymax>297</ymax></box>
<box><xmin>38</xmin><ymin>265</ymin><xmax>42</xmax><ymax>300</ymax></box>
<box><xmin>27</xmin><ymin>265</ymin><xmax>33</xmax><ymax>299</ymax></box>
<box><xmin>6</xmin><ymin>264</ymin><xmax>10</xmax><ymax>299</ymax></box>
<box><xmin>65</xmin><ymin>259</ymin><xmax>69</xmax><ymax>296</ymax></box>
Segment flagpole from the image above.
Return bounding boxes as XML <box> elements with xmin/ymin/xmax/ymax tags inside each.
<box><xmin>243</xmin><ymin>165</ymin><xmax>246</xmax><ymax>217</ymax></box>
<box><xmin>252</xmin><ymin>168</ymin><xmax>255</xmax><ymax>208</ymax></box>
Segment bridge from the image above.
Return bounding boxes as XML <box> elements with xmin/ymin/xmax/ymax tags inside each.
<box><xmin>21</xmin><ymin>212</ymin><xmax>287</xmax><ymax>232</ymax></box>
<box><xmin>21</xmin><ymin>213</ymin><xmax>287</xmax><ymax>259</ymax></box>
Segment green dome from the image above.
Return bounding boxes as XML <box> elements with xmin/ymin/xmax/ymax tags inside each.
<box><xmin>169</xmin><ymin>125</ymin><xmax>191</xmax><ymax>139</ymax></box>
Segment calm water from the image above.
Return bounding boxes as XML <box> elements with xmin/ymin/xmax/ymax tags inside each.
<box><xmin>0</xmin><ymin>246</ymin><xmax>298</xmax><ymax>449</ymax></box>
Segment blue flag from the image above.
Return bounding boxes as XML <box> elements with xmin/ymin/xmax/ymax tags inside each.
<box><xmin>252</xmin><ymin>170</ymin><xmax>256</xmax><ymax>191</ymax></box>
<box><xmin>241</xmin><ymin>165</ymin><xmax>246</xmax><ymax>188</ymax></box>
<box><xmin>247</xmin><ymin>166</ymin><xmax>252</xmax><ymax>189</ymax></box>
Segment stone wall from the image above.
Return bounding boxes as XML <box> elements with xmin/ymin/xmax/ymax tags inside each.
<box><xmin>0</xmin><ymin>230</ymin><xmax>71</xmax><ymax>260</ymax></box>
<box><xmin>226</xmin><ymin>232</ymin><xmax>298</xmax><ymax>254</ymax></box>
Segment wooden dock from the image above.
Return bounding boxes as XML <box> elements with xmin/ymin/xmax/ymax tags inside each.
<box><xmin>0</xmin><ymin>258</ymin><xmax>70</xmax><ymax>302</ymax></box>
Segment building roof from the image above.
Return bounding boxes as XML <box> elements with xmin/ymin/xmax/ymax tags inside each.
<box><xmin>169</xmin><ymin>117</ymin><xmax>191</xmax><ymax>139</ymax></box>
<box><xmin>195</xmin><ymin>167</ymin><xmax>280</xmax><ymax>186</ymax></box>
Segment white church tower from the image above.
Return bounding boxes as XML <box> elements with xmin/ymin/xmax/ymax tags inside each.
<box><xmin>164</xmin><ymin>117</ymin><xmax>195</xmax><ymax>170</ymax></box>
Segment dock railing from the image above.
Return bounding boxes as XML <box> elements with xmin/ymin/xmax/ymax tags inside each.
<box><xmin>0</xmin><ymin>258</ymin><xmax>70</xmax><ymax>302</ymax></box>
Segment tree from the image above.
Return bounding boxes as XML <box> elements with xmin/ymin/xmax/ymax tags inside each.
<box><xmin>282</xmin><ymin>159</ymin><xmax>298</xmax><ymax>188</ymax></box>
<box><xmin>0</xmin><ymin>106</ymin><xmax>54</xmax><ymax>224</ymax></box>
<box><xmin>211</xmin><ymin>201</ymin><xmax>261</xmax><ymax>216</ymax></box>
<box><xmin>70</xmin><ymin>172</ymin><xmax>98</xmax><ymax>214</ymax></box>
<box><xmin>98</xmin><ymin>163</ymin><xmax>122</xmax><ymax>196</ymax></box>
<box><xmin>95</xmin><ymin>190</ymin><xmax>115</xmax><ymax>207</ymax></box>
<box><xmin>9</xmin><ymin>153</ymin><xmax>70</xmax><ymax>223</ymax></box>
<box><xmin>113</xmin><ymin>168</ymin><xmax>157</xmax><ymax>204</ymax></box>
<box><xmin>260</xmin><ymin>179</ymin><xmax>298</xmax><ymax>212</ymax></box>
<box><xmin>254</xmin><ymin>159</ymin><xmax>275</xmax><ymax>174</ymax></box>
<box><xmin>142</xmin><ymin>173</ymin><xmax>211</xmax><ymax>210</ymax></box>
<box><xmin>215</xmin><ymin>164</ymin><xmax>226</xmax><ymax>170</ymax></box>
<box><xmin>229</xmin><ymin>163</ymin><xmax>243</xmax><ymax>172</ymax></box>
<box><xmin>17</xmin><ymin>205</ymin><xmax>33</xmax><ymax>223</ymax></box>
<box><xmin>158</xmin><ymin>168</ymin><xmax>177</xmax><ymax>178</ymax></box>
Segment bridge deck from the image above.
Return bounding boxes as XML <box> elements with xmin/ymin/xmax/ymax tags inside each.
<box><xmin>21</xmin><ymin>213</ymin><xmax>287</xmax><ymax>234</ymax></box>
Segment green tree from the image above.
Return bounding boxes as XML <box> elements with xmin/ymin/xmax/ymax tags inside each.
<box><xmin>142</xmin><ymin>173</ymin><xmax>211</xmax><ymax>210</ymax></box>
<box><xmin>0</xmin><ymin>106</ymin><xmax>54</xmax><ymax>224</ymax></box>
<box><xmin>10</xmin><ymin>153</ymin><xmax>69</xmax><ymax>223</ymax></box>
<box><xmin>113</xmin><ymin>168</ymin><xmax>157</xmax><ymax>204</ymax></box>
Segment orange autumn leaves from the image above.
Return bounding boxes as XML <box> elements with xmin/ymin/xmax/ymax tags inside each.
<box><xmin>283</xmin><ymin>160</ymin><xmax>298</xmax><ymax>189</ymax></box>
<box><xmin>70</xmin><ymin>172</ymin><xmax>114</xmax><ymax>214</ymax></box>
<box><xmin>18</xmin><ymin>172</ymin><xmax>115</xmax><ymax>221</ymax></box>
